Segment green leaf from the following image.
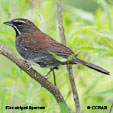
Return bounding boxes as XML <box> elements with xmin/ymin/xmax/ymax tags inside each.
<box><xmin>49</xmin><ymin>51</ymin><xmax>76</xmax><ymax>62</ymax></box>
<box><xmin>67</xmin><ymin>53</ymin><xmax>76</xmax><ymax>61</ymax></box>
<box><xmin>48</xmin><ymin>51</ymin><xmax>66</xmax><ymax>62</ymax></box>
<box><xmin>97</xmin><ymin>31</ymin><xmax>113</xmax><ymax>39</ymax></box>
<box><xmin>59</xmin><ymin>102</ymin><xmax>69</xmax><ymax>113</ymax></box>
<box><xmin>94</xmin><ymin>89</ymin><xmax>113</xmax><ymax>95</ymax></box>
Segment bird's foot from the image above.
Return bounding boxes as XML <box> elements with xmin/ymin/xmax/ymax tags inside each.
<box><xmin>24</xmin><ymin>60</ymin><xmax>32</xmax><ymax>70</ymax></box>
<box><xmin>44</xmin><ymin>74</ymin><xmax>48</xmax><ymax>79</ymax></box>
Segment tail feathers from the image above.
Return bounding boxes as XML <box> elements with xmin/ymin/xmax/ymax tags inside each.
<box><xmin>73</xmin><ymin>58</ymin><xmax>110</xmax><ymax>75</ymax></box>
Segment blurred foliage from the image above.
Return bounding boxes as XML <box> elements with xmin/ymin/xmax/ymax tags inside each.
<box><xmin>0</xmin><ymin>0</ymin><xmax>113</xmax><ymax>113</ymax></box>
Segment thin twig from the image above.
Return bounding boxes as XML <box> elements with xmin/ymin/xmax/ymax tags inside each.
<box><xmin>56</xmin><ymin>0</ymin><xmax>81</xmax><ymax>113</ymax></box>
<box><xmin>53</xmin><ymin>70</ymin><xmax>56</xmax><ymax>86</ymax></box>
<box><xmin>37</xmin><ymin>0</ymin><xmax>44</xmax><ymax>32</ymax></box>
<box><xmin>109</xmin><ymin>100</ymin><xmax>113</xmax><ymax>113</ymax></box>
<box><xmin>0</xmin><ymin>43</ymin><xmax>69</xmax><ymax>111</ymax></box>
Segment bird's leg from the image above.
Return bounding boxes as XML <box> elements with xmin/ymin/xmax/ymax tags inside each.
<box><xmin>40</xmin><ymin>68</ymin><xmax>53</xmax><ymax>90</ymax></box>
<box><xmin>53</xmin><ymin>69</ymin><xmax>56</xmax><ymax>86</ymax></box>
<box><xmin>44</xmin><ymin>68</ymin><xmax>53</xmax><ymax>79</ymax></box>
<box><xmin>44</xmin><ymin>68</ymin><xmax>56</xmax><ymax>85</ymax></box>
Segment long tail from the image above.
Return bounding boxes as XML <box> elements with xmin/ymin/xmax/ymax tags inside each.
<box><xmin>72</xmin><ymin>58</ymin><xmax>110</xmax><ymax>75</ymax></box>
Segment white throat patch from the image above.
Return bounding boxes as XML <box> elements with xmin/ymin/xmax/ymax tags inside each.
<box><xmin>13</xmin><ymin>25</ymin><xmax>21</xmax><ymax>35</ymax></box>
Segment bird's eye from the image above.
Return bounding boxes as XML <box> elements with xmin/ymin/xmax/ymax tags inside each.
<box><xmin>17</xmin><ymin>22</ymin><xmax>23</xmax><ymax>26</ymax></box>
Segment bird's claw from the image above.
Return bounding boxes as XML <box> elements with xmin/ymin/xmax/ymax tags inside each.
<box><xmin>44</xmin><ymin>75</ymin><xmax>48</xmax><ymax>79</ymax></box>
<box><xmin>24</xmin><ymin>60</ymin><xmax>31</xmax><ymax>70</ymax></box>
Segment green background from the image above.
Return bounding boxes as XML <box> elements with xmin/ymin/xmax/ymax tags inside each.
<box><xmin>0</xmin><ymin>0</ymin><xmax>113</xmax><ymax>113</ymax></box>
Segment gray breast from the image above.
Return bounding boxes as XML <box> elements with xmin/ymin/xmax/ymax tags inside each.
<box><xmin>16</xmin><ymin>37</ymin><xmax>28</xmax><ymax>59</ymax></box>
<box><xmin>15</xmin><ymin>36</ymin><xmax>60</xmax><ymax>67</ymax></box>
<box><xmin>15</xmin><ymin>36</ymin><xmax>43</xmax><ymax>60</ymax></box>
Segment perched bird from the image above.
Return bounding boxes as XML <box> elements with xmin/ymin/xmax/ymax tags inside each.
<box><xmin>3</xmin><ymin>18</ymin><xmax>110</xmax><ymax>84</ymax></box>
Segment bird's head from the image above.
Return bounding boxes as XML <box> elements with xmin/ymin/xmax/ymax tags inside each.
<box><xmin>4</xmin><ymin>18</ymin><xmax>40</xmax><ymax>36</ymax></box>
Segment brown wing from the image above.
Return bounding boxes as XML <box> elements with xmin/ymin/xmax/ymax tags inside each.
<box><xmin>20</xmin><ymin>32</ymin><xmax>74</xmax><ymax>57</ymax></box>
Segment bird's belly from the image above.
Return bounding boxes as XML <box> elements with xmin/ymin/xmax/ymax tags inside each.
<box><xmin>16</xmin><ymin>37</ymin><xmax>60</xmax><ymax>67</ymax></box>
<box><xmin>16</xmin><ymin>45</ymin><xmax>60</xmax><ymax>67</ymax></box>
<box><xmin>33</xmin><ymin>54</ymin><xmax>60</xmax><ymax>68</ymax></box>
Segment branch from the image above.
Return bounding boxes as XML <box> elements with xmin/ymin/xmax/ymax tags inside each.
<box><xmin>0</xmin><ymin>43</ymin><xmax>67</xmax><ymax>109</ymax></box>
<box><xmin>56</xmin><ymin>0</ymin><xmax>81</xmax><ymax>113</ymax></box>
<box><xmin>37</xmin><ymin>0</ymin><xmax>44</xmax><ymax>32</ymax></box>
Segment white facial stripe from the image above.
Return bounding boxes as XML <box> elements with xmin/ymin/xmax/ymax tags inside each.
<box><xmin>13</xmin><ymin>20</ymin><xmax>26</xmax><ymax>24</ymax></box>
<box><xmin>13</xmin><ymin>25</ymin><xmax>21</xmax><ymax>35</ymax></box>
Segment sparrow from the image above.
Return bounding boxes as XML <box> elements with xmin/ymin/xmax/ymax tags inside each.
<box><xmin>3</xmin><ymin>18</ymin><xmax>110</xmax><ymax>84</ymax></box>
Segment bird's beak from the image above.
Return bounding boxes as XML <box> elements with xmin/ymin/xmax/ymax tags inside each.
<box><xmin>3</xmin><ymin>21</ymin><xmax>13</xmax><ymax>26</ymax></box>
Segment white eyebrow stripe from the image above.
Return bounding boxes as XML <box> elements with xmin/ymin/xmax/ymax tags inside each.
<box><xmin>13</xmin><ymin>20</ymin><xmax>26</xmax><ymax>24</ymax></box>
